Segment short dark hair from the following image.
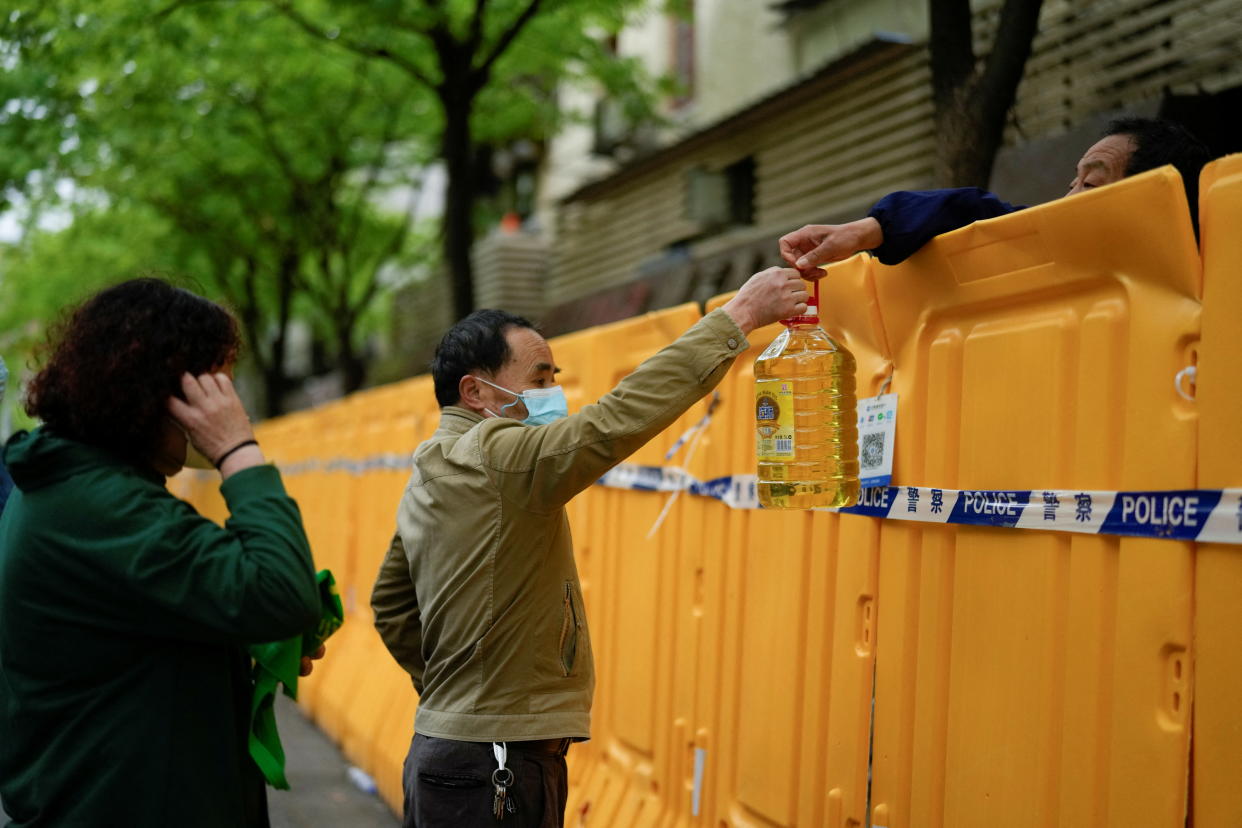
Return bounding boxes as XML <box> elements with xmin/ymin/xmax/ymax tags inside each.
<box><xmin>26</xmin><ymin>278</ymin><xmax>240</xmax><ymax>464</ymax></box>
<box><xmin>1104</xmin><ymin>117</ymin><xmax>1212</xmax><ymax>231</ymax></box>
<box><xmin>431</xmin><ymin>309</ymin><xmax>538</xmax><ymax>408</ymax></box>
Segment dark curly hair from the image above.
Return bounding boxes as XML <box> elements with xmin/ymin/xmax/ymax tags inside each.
<box><xmin>26</xmin><ymin>278</ymin><xmax>240</xmax><ymax>463</ymax></box>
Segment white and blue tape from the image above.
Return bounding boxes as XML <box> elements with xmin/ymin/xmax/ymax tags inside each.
<box><xmin>231</xmin><ymin>454</ymin><xmax>1241</xmax><ymax>545</ymax></box>
<box><xmin>596</xmin><ymin>464</ymin><xmax>1242</xmax><ymax>545</ymax></box>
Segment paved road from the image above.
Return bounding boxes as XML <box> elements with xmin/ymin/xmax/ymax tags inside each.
<box><xmin>268</xmin><ymin>694</ymin><xmax>400</xmax><ymax>828</ymax></box>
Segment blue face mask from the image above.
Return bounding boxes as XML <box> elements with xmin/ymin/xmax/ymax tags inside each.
<box><xmin>472</xmin><ymin>376</ymin><xmax>569</xmax><ymax>426</ymax></box>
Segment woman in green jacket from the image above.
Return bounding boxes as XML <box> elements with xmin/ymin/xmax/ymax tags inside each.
<box><xmin>0</xmin><ymin>279</ymin><xmax>321</xmax><ymax>827</ymax></box>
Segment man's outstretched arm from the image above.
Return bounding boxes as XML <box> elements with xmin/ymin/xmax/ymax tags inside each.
<box><xmin>781</xmin><ymin>187</ymin><xmax>1023</xmax><ymax>271</ymax></box>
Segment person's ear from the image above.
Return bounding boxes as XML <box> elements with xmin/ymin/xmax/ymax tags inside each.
<box><xmin>458</xmin><ymin>375</ymin><xmax>485</xmax><ymax>408</ymax></box>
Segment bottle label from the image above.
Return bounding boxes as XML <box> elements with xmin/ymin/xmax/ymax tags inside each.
<box><xmin>755</xmin><ymin>380</ymin><xmax>795</xmax><ymax>460</ymax></box>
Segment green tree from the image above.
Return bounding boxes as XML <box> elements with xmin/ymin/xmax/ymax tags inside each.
<box><xmin>1</xmin><ymin>2</ymin><xmax>435</xmax><ymax>414</ymax></box>
<box><xmin>0</xmin><ymin>207</ymin><xmax>177</xmax><ymax>357</ymax></box>
<box><xmin>261</xmin><ymin>0</ymin><xmax>662</xmax><ymax>319</ymax></box>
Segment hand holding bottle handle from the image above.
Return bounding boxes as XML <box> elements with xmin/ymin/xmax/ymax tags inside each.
<box><xmin>722</xmin><ymin>267</ymin><xmax>810</xmax><ymax>334</ymax></box>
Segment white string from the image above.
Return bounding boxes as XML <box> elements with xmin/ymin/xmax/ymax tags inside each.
<box><xmin>492</xmin><ymin>742</ymin><xmax>507</xmax><ymax>772</ymax></box>
<box><xmin>646</xmin><ymin>417</ymin><xmax>712</xmax><ymax>539</ymax></box>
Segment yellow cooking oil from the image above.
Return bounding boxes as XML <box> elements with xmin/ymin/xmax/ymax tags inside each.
<box><xmin>754</xmin><ymin>299</ymin><xmax>859</xmax><ymax>509</ymax></box>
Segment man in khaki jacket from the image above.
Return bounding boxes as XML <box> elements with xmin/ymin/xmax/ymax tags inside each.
<box><xmin>372</xmin><ymin>267</ymin><xmax>809</xmax><ymax>827</ymax></box>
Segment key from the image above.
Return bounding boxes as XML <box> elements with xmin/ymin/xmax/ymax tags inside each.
<box><xmin>492</xmin><ymin>783</ymin><xmax>506</xmax><ymax>821</ymax></box>
<box><xmin>492</xmin><ymin>767</ymin><xmax>514</xmax><ymax>821</ymax></box>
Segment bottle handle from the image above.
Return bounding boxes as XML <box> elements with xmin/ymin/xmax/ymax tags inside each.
<box><xmin>780</xmin><ymin>273</ymin><xmax>821</xmax><ymax>327</ymax></box>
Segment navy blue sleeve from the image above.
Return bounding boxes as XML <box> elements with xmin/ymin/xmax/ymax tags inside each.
<box><xmin>867</xmin><ymin>188</ymin><xmax>1024</xmax><ymax>265</ymax></box>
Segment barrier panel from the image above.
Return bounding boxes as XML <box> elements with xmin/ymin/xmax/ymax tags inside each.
<box><xmin>558</xmin><ymin>303</ymin><xmax>708</xmax><ymax>825</ymax></box>
<box><xmin>167</xmin><ymin>162</ymin><xmax>1238</xmax><ymax>826</ymax></box>
<box><xmin>295</xmin><ymin>396</ymin><xmax>373</xmax><ymax>737</ymax></box>
<box><xmin>342</xmin><ymin>377</ymin><xmax>441</xmax><ymax>811</ymax></box>
<box><xmin>866</xmin><ymin>167</ymin><xmax>1201</xmax><ymax>828</ymax></box>
<box><xmin>1192</xmin><ymin>153</ymin><xmax>1242</xmax><ymax>826</ymax></box>
<box><xmin>680</xmin><ymin>255</ymin><xmax>889</xmax><ymax>828</ymax></box>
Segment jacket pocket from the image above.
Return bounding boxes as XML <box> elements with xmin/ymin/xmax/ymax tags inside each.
<box><xmin>558</xmin><ymin>581</ymin><xmax>581</xmax><ymax>676</ymax></box>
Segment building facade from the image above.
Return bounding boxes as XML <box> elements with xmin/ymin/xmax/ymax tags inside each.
<box><xmin>476</xmin><ymin>0</ymin><xmax>1242</xmax><ymax>334</ymax></box>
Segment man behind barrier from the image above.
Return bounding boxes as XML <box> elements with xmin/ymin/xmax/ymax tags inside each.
<box><xmin>372</xmin><ymin>266</ymin><xmax>810</xmax><ymax>827</ymax></box>
<box><xmin>779</xmin><ymin>116</ymin><xmax>1212</xmax><ymax>271</ymax></box>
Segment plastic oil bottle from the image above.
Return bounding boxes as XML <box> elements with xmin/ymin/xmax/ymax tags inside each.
<box><xmin>754</xmin><ymin>280</ymin><xmax>859</xmax><ymax>508</ymax></box>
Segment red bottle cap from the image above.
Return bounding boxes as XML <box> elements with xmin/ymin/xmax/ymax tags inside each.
<box><xmin>780</xmin><ymin>302</ymin><xmax>819</xmax><ymax>327</ymax></box>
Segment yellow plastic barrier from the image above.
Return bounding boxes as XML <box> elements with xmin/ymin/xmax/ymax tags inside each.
<box><xmin>168</xmin><ymin>164</ymin><xmax>1236</xmax><ymax>827</ymax></box>
<box><xmin>867</xmin><ymin>167</ymin><xmax>1200</xmax><ymax>828</ymax></box>
<box><xmin>683</xmin><ymin>255</ymin><xmax>889</xmax><ymax>827</ymax></box>
<box><xmin>334</xmin><ymin>384</ymin><xmax>413</xmax><ymax>768</ymax></box>
<box><xmin>557</xmin><ymin>303</ymin><xmax>706</xmax><ymax>825</ymax></box>
<box><xmin>360</xmin><ymin>374</ymin><xmax>447</xmax><ymax>809</ymax></box>
<box><xmin>1192</xmin><ymin>152</ymin><xmax>1242</xmax><ymax>826</ymax></box>
<box><xmin>293</xmin><ymin>397</ymin><xmax>367</xmax><ymax>736</ymax></box>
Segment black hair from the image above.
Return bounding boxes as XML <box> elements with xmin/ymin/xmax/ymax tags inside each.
<box><xmin>1104</xmin><ymin>117</ymin><xmax>1212</xmax><ymax>233</ymax></box>
<box><xmin>430</xmin><ymin>309</ymin><xmax>538</xmax><ymax>408</ymax></box>
<box><xmin>27</xmin><ymin>277</ymin><xmax>240</xmax><ymax>464</ymax></box>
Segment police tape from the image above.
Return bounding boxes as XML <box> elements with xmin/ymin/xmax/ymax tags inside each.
<box><xmin>596</xmin><ymin>464</ymin><xmax>1242</xmax><ymax>544</ymax></box>
<box><xmin>191</xmin><ymin>455</ymin><xmax>1241</xmax><ymax>544</ymax></box>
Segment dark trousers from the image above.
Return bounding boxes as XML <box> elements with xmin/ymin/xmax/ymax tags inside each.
<box><xmin>402</xmin><ymin>733</ymin><xmax>569</xmax><ymax>828</ymax></box>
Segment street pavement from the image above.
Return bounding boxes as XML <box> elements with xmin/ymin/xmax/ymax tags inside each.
<box><xmin>268</xmin><ymin>694</ymin><xmax>400</xmax><ymax>828</ymax></box>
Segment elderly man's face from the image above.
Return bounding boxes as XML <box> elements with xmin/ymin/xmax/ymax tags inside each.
<box><xmin>1067</xmin><ymin>133</ymin><xmax>1136</xmax><ymax>195</ymax></box>
<box><xmin>470</xmin><ymin>326</ymin><xmax>560</xmax><ymax>421</ymax></box>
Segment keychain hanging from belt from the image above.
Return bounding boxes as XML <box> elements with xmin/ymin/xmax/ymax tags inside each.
<box><xmin>492</xmin><ymin>742</ymin><xmax>517</xmax><ymax>820</ymax></box>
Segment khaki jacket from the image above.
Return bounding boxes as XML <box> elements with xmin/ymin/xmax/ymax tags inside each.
<box><xmin>372</xmin><ymin>309</ymin><xmax>748</xmax><ymax>741</ymax></box>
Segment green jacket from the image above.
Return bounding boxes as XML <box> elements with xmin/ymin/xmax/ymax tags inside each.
<box><xmin>0</xmin><ymin>428</ymin><xmax>320</xmax><ymax>828</ymax></box>
<box><xmin>372</xmin><ymin>309</ymin><xmax>748</xmax><ymax>742</ymax></box>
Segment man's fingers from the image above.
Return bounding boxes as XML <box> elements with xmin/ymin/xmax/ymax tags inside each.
<box><xmin>778</xmin><ymin>238</ymin><xmax>803</xmax><ymax>266</ymax></box>
<box><xmin>795</xmin><ymin>246</ymin><xmax>824</xmax><ymax>269</ymax></box>
<box><xmin>778</xmin><ymin>270</ymin><xmax>806</xmax><ymax>290</ymax></box>
<box><xmin>801</xmin><ymin>234</ymin><xmax>857</xmax><ymax>270</ymax></box>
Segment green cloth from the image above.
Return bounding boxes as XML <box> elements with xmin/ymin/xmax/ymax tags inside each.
<box><xmin>371</xmin><ymin>308</ymin><xmax>749</xmax><ymax>742</ymax></box>
<box><xmin>0</xmin><ymin>427</ymin><xmax>320</xmax><ymax>828</ymax></box>
<box><xmin>248</xmin><ymin>569</ymin><xmax>344</xmax><ymax>789</ymax></box>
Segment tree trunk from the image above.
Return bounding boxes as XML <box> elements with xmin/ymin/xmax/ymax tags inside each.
<box><xmin>929</xmin><ymin>0</ymin><xmax>1044</xmax><ymax>189</ymax></box>
<box><xmin>231</xmin><ymin>257</ymin><xmax>281</xmax><ymax>419</ymax></box>
<box><xmin>249</xmin><ymin>249</ymin><xmax>300</xmax><ymax>417</ymax></box>
<box><xmin>441</xmin><ymin>92</ymin><xmax>478</xmax><ymax>320</ymax></box>
<box><xmin>336</xmin><ymin>318</ymin><xmax>367</xmax><ymax>394</ymax></box>
<box><xmin>934</xmin><ymin>93</ymin><xmax>1001</xmax><ymax>188</ymax></box>
<box><xmin>259</xmin><ymin>251</ymin><xmax>299</xmax><ymax>418</ymax></box>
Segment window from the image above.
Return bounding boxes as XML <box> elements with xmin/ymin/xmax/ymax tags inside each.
<box><xmin>684</xmin><ymin>156</ymin><xmax>756</xmax><ymax>232</ymax></box>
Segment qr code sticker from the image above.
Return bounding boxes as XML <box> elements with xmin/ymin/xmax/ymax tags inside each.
<box><xmin>860</xmin><ymin>432</ymin><xmax>885</xmax><ymax>470</ymax></box>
